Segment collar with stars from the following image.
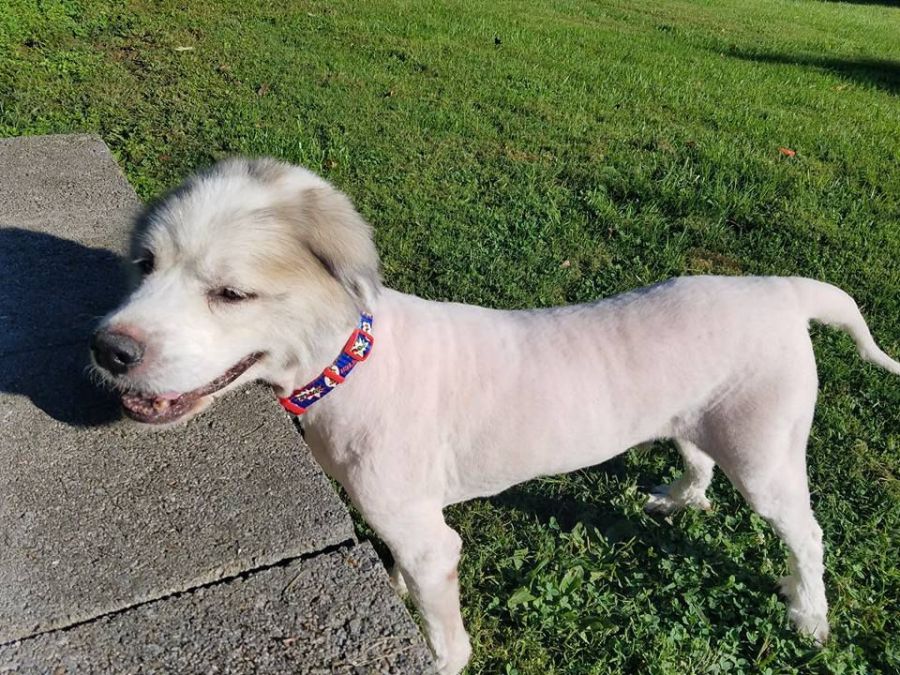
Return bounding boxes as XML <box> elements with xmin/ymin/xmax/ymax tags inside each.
<box><xmin>278</xmin><ymin>313</ymin><xmax>374</xmax><ymax>416</ymax></box>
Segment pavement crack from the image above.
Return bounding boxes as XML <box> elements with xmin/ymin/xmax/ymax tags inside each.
<box><xmin>0</xmin><ymin>538</ymin><xmax>356</xmax><ymax>648</ymax></box>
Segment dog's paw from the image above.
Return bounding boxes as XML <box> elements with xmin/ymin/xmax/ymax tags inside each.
<box><xmin>687</xmin><ymin>493</ymin><xmax>712</xmax><ymax>511</ymax></box>
<box><xmin>780</xmin><ymin>575</ymin><xmax>829</xmax><ymax>646</ymax></box>
<box><xmin>388</xmin><ymin>563</ymin><xmax>409</xmax><ymax>597</ymax></box>
<box><xmin>791</xmin><ymin>608</ymin><xmax>830</xmax><ymax>646</ymax></box>
<box><xmin>644</xmin><ymin>487</ymin><xmax>678</xmax><ymax>515</ymax></box>
<box><xmin>435</xmin><ymin>637</ymin><xmax>472</xmax><ymax>675</ymax></box>
<box><xmin>645</xmin><ymin>484</ymin><xmax>711</xmax><ymax>515</ymax></box>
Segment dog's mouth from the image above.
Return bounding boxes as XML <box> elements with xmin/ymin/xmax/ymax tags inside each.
<box><xmin>120</xmin><ymin>352</ymin><xmax>263</xmax><ymax>424</ymax></box>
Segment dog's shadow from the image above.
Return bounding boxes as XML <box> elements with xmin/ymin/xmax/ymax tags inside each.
<box><xmin>469</xmin><ymin>456</ymin><xmax>797</xmax><ymax>634</ymax></box>
<box><xmin>0</xmin><ymin>227</ymin><xmax>130</xmax><ymax>427</ymax></box>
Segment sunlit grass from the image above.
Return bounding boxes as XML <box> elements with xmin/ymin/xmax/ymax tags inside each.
<box><xmin>2</xmin><ymin>0</ymin><xmax>897</xmax><ymax>671</ymax></box>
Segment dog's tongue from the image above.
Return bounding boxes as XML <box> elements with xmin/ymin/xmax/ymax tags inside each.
<box><xmin>120</xmin><ymin>391</ymin><xmax>197</xmax><ymax>424</ymax></box>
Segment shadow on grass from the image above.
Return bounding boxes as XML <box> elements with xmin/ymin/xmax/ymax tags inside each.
<box><xmin>351</xmin><ymin>454</ymin><xmax>830</xmax><ymax>662</ymax></box>
<box><xmin>483</xmin><ymin>459</ymin><xmax>796</xmax><ymax>635</ymax></box>
<box><xmin>821</xmin><ymin>0</ymin><xmax>899</xmax><ymax>5</ymax></box>
<box><xmin>490</xmin><ymin>480</ymin><xmax>760</xmax><ymax>580</ymax></box>
<box><xmin>727</xmin><ymin>48</ymin><xmax>900</xmax><ymax>94</ymax></box>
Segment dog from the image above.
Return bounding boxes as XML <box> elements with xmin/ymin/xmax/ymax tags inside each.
<box><xmin>91</xmin><ymin>158</ymin><xmax>899</xmax><ymax>674</ymax></box>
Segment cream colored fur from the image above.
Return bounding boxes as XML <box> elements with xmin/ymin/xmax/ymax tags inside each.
<box><xmin>93</xmin><ymin>159</ymin><xmax>900</xmax><ymax>674</ymax></box>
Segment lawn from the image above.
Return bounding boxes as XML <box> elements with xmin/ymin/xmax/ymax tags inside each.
<box><xmin>2</xmin><ymin>0</ymin><xmax>898</xmax><ymax>672</ymax></box>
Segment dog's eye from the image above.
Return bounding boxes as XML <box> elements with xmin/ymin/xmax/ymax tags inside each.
<box><xmin>211</xmin><ymin>287</ymin><xmax>256</xmax><ymax>303</ymax></box>
<box><xmin>135</xmin><ymin>253</ymin><xmax>154</xmax><ymax>276</ymax></box>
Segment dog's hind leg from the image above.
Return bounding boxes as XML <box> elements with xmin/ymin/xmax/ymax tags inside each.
<box><xmin>645</xmin><ymin>439</ymin><xmax>715</xmax><ymax>514</ymax></box>
<box><xmin>767</xmin><ymin>491</ymin><xmax>828</xmax><ymax>644</ymax></box>
<box><xmin>730</xmin><ymin>452</ymin><xmax>828</xmax><ymax>643</ymax></box>
<box><xmin>707</xmin><ymin>376</ymin><xmax>829</xmax><ymax>645</ymax></box>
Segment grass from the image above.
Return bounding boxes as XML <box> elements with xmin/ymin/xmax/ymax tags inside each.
<box><xmin>2</xmin><ymin>0</ymin><xmax>898</xmax><ymax>672</ymax></box>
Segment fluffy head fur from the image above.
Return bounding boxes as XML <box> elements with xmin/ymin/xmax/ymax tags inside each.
<box><xmin>93</xmin><ymin>158</ymin><xmax>380</xmax><ymax>423</ymax></box>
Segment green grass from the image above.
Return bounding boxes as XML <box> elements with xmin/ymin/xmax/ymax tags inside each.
<box><xmin>2</xmin><ymin>0</ymin><xmax>898</xmax><ymax>672</ymax></box>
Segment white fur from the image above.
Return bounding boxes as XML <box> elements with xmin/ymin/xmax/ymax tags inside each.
<box><xmin>95</xmin><ymin>160</ymin><xmax>899</xmax><ymax>674</ymax></box>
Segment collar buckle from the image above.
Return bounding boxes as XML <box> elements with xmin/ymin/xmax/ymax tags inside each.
<box><xmin>342</xmin><ymin>327</ymin><xmax>374</xmax><ymax>362</ymax></box>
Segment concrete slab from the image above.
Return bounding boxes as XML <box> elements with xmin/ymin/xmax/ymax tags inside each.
<box><xmin>0</xmin><ymin>134</ymin><xmax>139</xmax><ymax>249</ymax></box>
<box><xmin>0</xmin><ymin>135</ymin><xmax>355</xmax><ymax>644</ymax></box>
<box><xmin>0</xmin><ymin>134</ymin><xmax>136</xmax><ymax>354</ymax></box>
<box><xmin>0</xmin><ymin>543</ymin><xmax>435</xmax><ymax>674</ymax></box>
<box><xmin>0</xmin><ymin>372</ymin><xmax>354</xmax><ymax>645</ymax></box>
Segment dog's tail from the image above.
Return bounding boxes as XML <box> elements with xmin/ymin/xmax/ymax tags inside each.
<box><xmin>795</xmin><ymin>278</ymin><xmax>900</xmax><ymax>375</ymax></box>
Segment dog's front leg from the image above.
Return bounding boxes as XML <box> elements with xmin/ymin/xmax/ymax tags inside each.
<box><xmin>374</xmin><ymin>507</ymin><xmax>471</xmax><ymax>674</ymax></box>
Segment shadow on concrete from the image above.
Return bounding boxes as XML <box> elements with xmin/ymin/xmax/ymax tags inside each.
<box><xmin>727</xmin><ymin>48</ymin><xmax>900</xmax><ymax>94</ymax></box>
<box><xmin>0</xmin><ymin>227</ymin><xmax>130</xmax><ymax>426</ymax></box>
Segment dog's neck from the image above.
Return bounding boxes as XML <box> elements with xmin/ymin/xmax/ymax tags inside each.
<box><xmin>279</xmin><ymin>288</ymin><xmax>404</xmax><ymax>434</ymax></box>
<box><xmin>279</xmin><ymin>311</ymin><xmax>374</xmax><ymax>416</ymax></box>
<box><xmin>275</xmin><ymin>281</ymin><xmax>385</xmax><ymax>406</ymax></box>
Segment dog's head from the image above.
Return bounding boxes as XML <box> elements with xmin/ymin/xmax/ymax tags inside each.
<box><xmin>91</xmin><ymin>158</ymin><xmax>380</xmax><ymax>425</ymax></box>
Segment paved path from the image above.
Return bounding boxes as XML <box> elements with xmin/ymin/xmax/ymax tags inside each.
<box><xmin>0</xmin><ymin>135</ymin><xmax>432</xmax><ymax>673</ymax></box>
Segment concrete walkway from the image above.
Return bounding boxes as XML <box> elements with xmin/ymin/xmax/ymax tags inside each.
<box><xmin>0</xmin><ymin>135</ymin><xmax>433</xmax><ymax>673</ymax></box>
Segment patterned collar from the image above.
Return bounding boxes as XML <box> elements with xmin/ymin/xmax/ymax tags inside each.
<box><xmin>278</xmin><ymin>313</ymin><xmax>374</xmax><ymax>416</ymax></box>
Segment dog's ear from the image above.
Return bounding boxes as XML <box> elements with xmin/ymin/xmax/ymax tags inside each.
<box><xmin>298</xmin><ymin>185</ymin><xmax>381</xmax><ymax>309</ymax></box>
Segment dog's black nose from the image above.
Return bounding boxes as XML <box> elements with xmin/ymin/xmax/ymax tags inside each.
<box><xmin>91</xmin><ymin>329</ymin><xmax>145</xmax><ymax>375</ymax></box>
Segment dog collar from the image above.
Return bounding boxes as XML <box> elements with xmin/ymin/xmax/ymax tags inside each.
<box><xmin>278</xmin><ymin>313</ymin><xmax>374</xmax><ymax>416</ymax></box>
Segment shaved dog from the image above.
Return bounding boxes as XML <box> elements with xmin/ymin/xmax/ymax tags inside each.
<box><xmin>92</xmin><ymin>159</ymin><xmax>899</xmax><ymax>674</ymax></box>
